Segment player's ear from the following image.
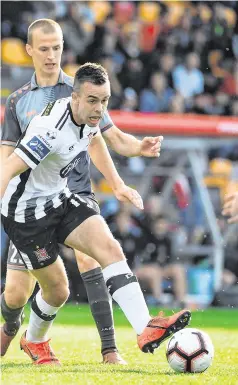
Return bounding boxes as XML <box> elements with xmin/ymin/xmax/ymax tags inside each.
<box><xmin>71</xmin><ymin>92</ymin><xmax>79</xmax><ymax>101</ymax></box>
<box><xmin>26</xmin><ymin>44</ymin><xmax>32</xmax><ymax>57</ymax></box>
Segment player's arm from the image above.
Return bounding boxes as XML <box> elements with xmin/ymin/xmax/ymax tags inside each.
<box><xmin>0</xmin><ymin>145</ymin><xmax>14</xmax><ymax>164</ymax></box>
<box><xmin>1</xmin><ymin>94</ymin><xmax>22</xmax><ymax>162</ymax></box>
<box><xmin>1</xmin><ymin>152</ymin><xmax>29</xmax><ymax>198</ymax></box>
<box><xmin>103</xmin><ymin>124</ymin><xmax>163</xmax><ymax>158</ymax></box>
<box><xmin>89</xmin><ymin>131</ymin><xmax>143</xmax><ymax>210</ymax></box>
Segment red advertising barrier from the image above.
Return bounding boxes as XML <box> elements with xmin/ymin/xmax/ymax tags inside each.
<box><xmin>109</xmin><ymin>111</ymin><xmax>238</xmax><ymax>137</ymax></box>
<box><xmin>1</xmin><ymin>105</ymin><xmax>238</xmax><ymax>137</ymax></box>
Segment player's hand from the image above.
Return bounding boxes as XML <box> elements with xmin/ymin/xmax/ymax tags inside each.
<box><xmin>140</xmin><ymin>136</ymin><xmax>163</xmax><ymax>157</ymax></box>
<box><xmin>222</xmin><ymin>193</ymin><xmax>238</xmax><ymax>224</ymax></box>
<box><xmin>113</xmin><ymin>184</ymin><xmax>144</xmax><ymax>210</ymax></box>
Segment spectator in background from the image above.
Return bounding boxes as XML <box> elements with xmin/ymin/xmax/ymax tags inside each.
<box><xmin>169</xmin><ymin>94</ymin><xmax>186</xmax><ymax>113</ymax></box>
<box><xmin>118</xmin><ymin>57</ymin><xmax>146</xmax><ymax>94</ymax></box>
<box><xmin>121</xmin><ymin>87</ymin><xmax>138</xmax><ymax>112</ymax></box>
<box><xmin>230</xmin><ymin>97</ymin><xmax>238</xmax><ymax>116</ymax></box>
<box><xmin>173</xmin><ymin>11</ymin><xmax>193</xmax><ymax>57</ymax></box>
<box><xmin>110</xmin><ymin>210</ymin><xmax>144</xmax><ymax>270</ymax></box>
<box><xmin>172</xmin><ymin>52</ymin><xmax>204</xmax><ymax>100</ymax></box>
<box><xmin>134</xmin><ymin>216</ymin><xmax>187</xmax><ymax>307</ymax></box>
<box><xmin>210</xmin><ymin>3</ymin><xmax>231</xmax><ymax>52</ymax></box>
<box><xmin>219</xmin><ymin>61</ymin><xmax>238</xmax><ymax>97</ymax></box>
<box><xmin>150</xmin><ymin>52</ymin><xmax>175</xmax><ymax>89</ymax></box>
<box><xmin>99</xmin><ymin>54</ymin><xmax>122</xmax><ymax>109</ymax></box>
<box><xmin>140</xmin><ymin>72</ymin><xmax>174</xmax><ymax>112</ymax></box>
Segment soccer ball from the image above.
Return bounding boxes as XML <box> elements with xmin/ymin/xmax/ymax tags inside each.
<box><xmin>166</xmin><ymin>328</ymin><xmax>214</xmax><ymax>373</ymax></box>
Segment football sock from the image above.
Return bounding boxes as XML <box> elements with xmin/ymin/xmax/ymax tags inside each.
<box><xmin>1</xmin><ymin>293</ymin><xmax>24</xmax><ymax>336</ymax></box>
<box><xmin>103</xmin><ymin>260</ymin><xmax>151</xmax><ymax>335</ymax></box>
<box><xmin>81</xmin><ymin>267</ymin><xmax>117</xmax><ymax>354</ymax></box>
<box><xmin>26</xmin><ymin>291</ymin><xmax>61</xmax><ymax>343</ymax></box>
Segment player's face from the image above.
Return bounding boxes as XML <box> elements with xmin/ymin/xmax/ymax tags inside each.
<box><xmin>73</xmin><ymin>81</ymin><xmax>111</xmax><ymax>127</ymax></box>
<box><xmin>26</xmin><ymin>28</ymin><xmax>63</xmax><ymax>76</ymax></box>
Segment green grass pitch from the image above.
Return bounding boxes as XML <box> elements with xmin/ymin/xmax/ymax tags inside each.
<box><xmin>1</xmin><ymin>305</ymin><xmax>238</xmax><ymax>385</ymax></box>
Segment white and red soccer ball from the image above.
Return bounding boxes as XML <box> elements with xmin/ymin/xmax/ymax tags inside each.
<box><xmin>166</xmin><ymin>328</ymin><xmax>214</xmax><ymax>373</ymax></box>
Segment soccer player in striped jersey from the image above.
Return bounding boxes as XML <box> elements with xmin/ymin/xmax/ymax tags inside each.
<box><xmin>1</xmin><ymin>62</ymin><xmax>191</xmax><ymax>365</ymax></box>
<box><xmin>1</xmin><ymin>19</ymin><xmax>164</xmax><ymax>364</ymax></box>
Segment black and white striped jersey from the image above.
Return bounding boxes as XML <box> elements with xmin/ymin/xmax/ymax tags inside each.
<box><xmin>2</xmin><ymin>97</ymin><xmax>98</xmax><ymax>223</ymax></box>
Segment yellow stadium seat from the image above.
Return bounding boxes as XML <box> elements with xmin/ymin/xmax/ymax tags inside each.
<box><xmin>204</xmin><ymin>158</ymin><xmax>234</xmax><ymax>202</ymax></box>
<box><xmin>166</xmin><ymin>4</ymin><xmax>185</xmax><ymax>26</ymax></box>
<box><xmin>138</xmin><ymin>2</ymin><xmax>160</xmax><ymax>23</ymax></box>
<box><xmin>224</xmin><ymin>7</ymin><xmax>237</xmax><ymax>27</ymax></box>
<box><xmin>63</xmin><ymin>64</ymin><xmax>79</xmax><ymax>77</ymax></box>
<box><xmin>2</xmin><ymin>38</ymin><xmax>32</xmax><ymax>66</ymax></box>
<box><xmin>199</xmin><ymin>4</ymin><xmax>212</xmax><ymax>23</ymax></box>
<box><xmin>98</xmin><ymin>179</ymin><xmax>113</xmax><ymax>194</ymax></box>
<box><xmin>89</xmin><ymin>1</ymin><xmax>112</xmax><ymax>25</ymax></box>
<box><xmin>209</xmin><ymin>158</ymin><xmax>232</xmax><ymax>176</ymax></box>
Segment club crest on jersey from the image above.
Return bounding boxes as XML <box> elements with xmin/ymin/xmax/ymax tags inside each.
<box><xmin>46</xmin><ymin>130</ymin><xmax>57</xmax><ymax>140</ymax></box>
<box><xmin>34</xmin><ymin>248</ymin><xmax>50</xmax><ymax>262</ymax></box>
<box><xmin>26</xmin><ymin>136</ymin><xmax>51</xmax><ymax>159</ymax></box>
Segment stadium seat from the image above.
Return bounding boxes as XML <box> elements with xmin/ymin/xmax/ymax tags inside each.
<box><xmin>2</xmin><ymin>38</ymin><xmax>32</xmax><ymax>67</ymax></box>
<box><xmin>204</xmin><ymin>158</ymin><xmax>233</xmax><ymax>202</ymax></box>
<box><xmin>165</xmin><ymin>2</ymin><xmax>186</xmax><ymax>26</ymax></box>
<box><xmin>98</xmin><ymin>179</ymin><xmax>113</xmax><ymax>194</ymax></box>
<box><xmin>198</xmin><ymin>4</ymin><xmax>212</xmax><ymax>23</ymax></box>
<box><xmin>224</xmin><ymin>7</ymin><xmax>237</xmax><ymax>27</ymax></box>
<box><xmin>138</xmin><ymin>2</ymin><xmax>160</xmax><ymax>23</ymax></box>
<box><xmin>62</xmin><ymin>64</ymin><xmax>79</xmax><ymax>77</ymax></box>
<box><xmin>89</xmin><ymin>1</ymin><xmax>111</xmax><ymax>25</ymax></box>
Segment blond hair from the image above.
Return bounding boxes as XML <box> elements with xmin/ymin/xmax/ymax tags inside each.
<box><xmin>27</xmin><ymin>19</ymin><xmax>63</xmax><ymax>45</ymax></box>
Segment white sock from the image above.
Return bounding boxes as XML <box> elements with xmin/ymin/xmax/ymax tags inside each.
<box><xmin>103</xmin><ymin>260</ymin><xmax>151</xmax><ymax>335</ymax></box>
<box><xmin>26</xmin><ymin>291</ymin><xmax>61</xmax><ymax>343</ymax></box>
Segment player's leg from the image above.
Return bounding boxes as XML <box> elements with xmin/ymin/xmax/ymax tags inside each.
<box><xmin>73</xmin><ymin>195</ymin><xmax>126</xmax><ymax>364</ymax></box>
<box><xmin>1</xmin><ymin>212</ymin><xmax>69</xmax><ymax>365</ymax></box>
<box><xmin>1</xmin><ymin>241</ymin><xmax>36</xmax><ymax>356</ymax></box>
<box><xmin>75</xmin><ymin>249</ymin><xmax>126</xmax><ymax>364</ymax></box>
<box><xmin>59</xmin><ymin>200</ymin><xmax>191</xmax><ymax>353</ymax></box>
<box><xmin>20</xmin><ymin>256</ymin><xmax>69</xmax><ymax>365</ymax></box>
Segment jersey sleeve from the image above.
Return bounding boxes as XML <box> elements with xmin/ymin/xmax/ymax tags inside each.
<box><xmin>1</xmin><ymin>95</ymin><xmax>22</xmax><ymax>146</ymax></box>
<box><xmin>99</xmin><ymin>110</ymin><xmax>114</xmax><ymax>133</ymax></box>
<box><xmin>14</xmin><ymin>120</ymin><xmax>59</xmax><ymax>170</ymax></box>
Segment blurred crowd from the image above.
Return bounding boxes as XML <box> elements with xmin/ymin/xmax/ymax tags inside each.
<box><xmin>1</xmin><ymin>0</ymin><xmax>238</xmax><ymax>115</ymax></box>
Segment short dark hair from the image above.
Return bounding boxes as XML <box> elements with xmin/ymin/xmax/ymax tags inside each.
<box><xmin>73</xmin><ymin>62</ymin><xmax>108</xmax><ymax>92</ymax></box>
<box><xmin>27</xmin><ymin>19</ymin><xmax>63</xmax><ymax>45</ymax></box>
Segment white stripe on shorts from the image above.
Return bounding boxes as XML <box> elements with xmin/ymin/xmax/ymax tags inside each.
<box><xmin>19</xmin><ymin>251</ymin><xmax>33</xmax><ymax>270</ymax></box>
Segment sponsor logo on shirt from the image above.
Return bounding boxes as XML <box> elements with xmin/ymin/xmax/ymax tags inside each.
<box><xmin>38</xmin><ymin>135</ymin><xmax>52</xmax><ymax>148</ymax></box>
<box><xmin>69</xmin><ymin>144</ymin><xmax>75</xmax><ymax>152</ymax></box>
<box><xmin>26</xmin><ymin>136</ymin><xmax>51</xmax><ymax>159</ymax></box>
<box><xmin>60</xmin><ymin>153</ymin><xmax>81</xmax><ymax>178</ymax></box>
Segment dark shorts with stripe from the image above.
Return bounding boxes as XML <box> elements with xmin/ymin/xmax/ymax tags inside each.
<box><xmin>3</xmin><ymin>194</ymin><xmax>100</xmax><ymax>270</ymax></box>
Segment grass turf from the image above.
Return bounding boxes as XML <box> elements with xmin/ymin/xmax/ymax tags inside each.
<box><xmin>1</xmin><ymin>305</ymin><xmax>238</xmax><ymax>385</ymax></box>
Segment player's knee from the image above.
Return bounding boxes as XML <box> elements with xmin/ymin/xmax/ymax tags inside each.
<box><xmin>4</xmin><ymin>288</ymin><xmax>29</xmax><ymax>309</ymax></box>
<box><xmin>46</xmin><ymin>283</ymin><xmax>69</xmax><ymax>307</ymax></box>
<box><xmin>105</xmin><ymin>238</ymin><xmax>125</xmax><ymax>263</ymax></box>
<box><xmin>78</xmin><ymin>255</ymin><xmax>99</xmax><ymax>273</ymax></box>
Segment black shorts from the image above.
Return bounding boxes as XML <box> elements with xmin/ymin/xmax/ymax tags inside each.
<box><xmin>3</xmin><ymin>194</ymin><xmax>100</xmax><ymax>270</ymax></box>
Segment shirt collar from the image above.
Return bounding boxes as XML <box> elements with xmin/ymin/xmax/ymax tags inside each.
<box><xmin>30</xmin><ymin>69</ymin><xmax>65</xmax><ymax>90</ymax></box>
